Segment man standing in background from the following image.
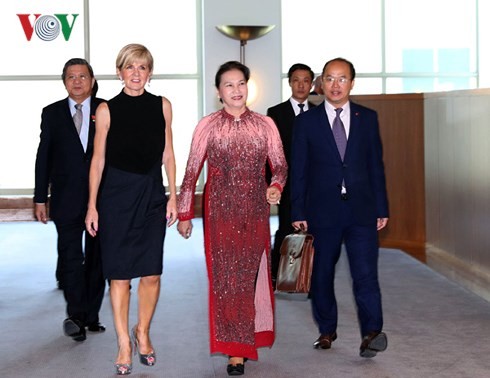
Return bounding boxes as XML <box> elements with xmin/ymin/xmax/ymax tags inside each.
<box><xmin>34</xmin><ymin>58</ymin><xmax>106</xmax><ymax>341</ymax></box>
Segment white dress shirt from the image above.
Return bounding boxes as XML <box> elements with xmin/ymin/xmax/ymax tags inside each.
<box><xmin>289</xmin><ymin>98</ymin><xmax>310</xmax><ymax>116</ymax></box>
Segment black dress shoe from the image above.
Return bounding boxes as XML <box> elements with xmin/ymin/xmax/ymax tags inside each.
<box><xmin>86</xmin><ymin>322</ymin><xmax>106</xmax><ymax>333</ymax></box>
<box><xmin>359</xmin><ymin>331</ymin><xmax>387</xmax><ymax>358</ymax></box>
<box><xmin>63</xmin><ymin>317</ymin><xmax>86</xmax><ymax>342</ymax></box>
<box><xmin>227</xmin><ymin>363</ymin><xmax>245</xmax><ymax>376</ymax></box>
<box><xmin>313</xmin><ymin>332</ymin><xmax>337</xmax><ymax>349</ymax></box>
<box><xmin>227</xmin><ymin>357</ymin><xmax>246</xmax><ymax>376</ymax></box>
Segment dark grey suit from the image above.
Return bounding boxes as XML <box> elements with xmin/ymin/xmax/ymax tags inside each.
<box><xmin>34</xmin><ymin>96</ymin><xmax>105</xmax><ymax>325</ymax></box>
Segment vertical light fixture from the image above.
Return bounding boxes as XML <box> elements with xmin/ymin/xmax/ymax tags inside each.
<box><xmin>215</xmin><ymin>25</ymin><xmax>275</xmax><ymax>64</ymax></box>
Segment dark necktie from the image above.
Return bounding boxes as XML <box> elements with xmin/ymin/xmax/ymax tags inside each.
<box><xmin>73</xmin><ymin>104</ymin><xmax>83</xmax><ymax>135</ymax></box>
<box><xmin>298</xmin><ymin>103</ymin><xmax>305</xmax><ymax>114</ymax></box>
<box><xmin>332</xmin><ymin>108</ymin><xmax>347</xmax><ymax>160</ymax></box>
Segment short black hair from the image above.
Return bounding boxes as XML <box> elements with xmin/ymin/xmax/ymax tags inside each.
<box><xmin>61</xmin><ymin>58</ymin><xmax>94</xmax><ymax>83</ymax></box>
<box><xmin>215</xmin><ymin>61</ymin><xmax>250</xmax><ymax>89</ymax></box>
<box><xmin>287</xmin><ymin>63</ymin><xmax>314</xmax><ymax>82</ymax></box>
<box><xmin>322</xmin><ymin>57</ymin><xmax>356</xmax><ymax>80</ymax></box>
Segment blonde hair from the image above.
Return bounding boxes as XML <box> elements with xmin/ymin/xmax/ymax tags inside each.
<box><xmin>116</xmin><ymin>43</ymin><xmax>154</xmax><ymax>73</ymax></box>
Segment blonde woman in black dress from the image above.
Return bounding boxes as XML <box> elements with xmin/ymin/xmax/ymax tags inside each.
<box><xmin>85</xmin><ymin>44</ymin><xmax>177</xmax><ymax>375</ymax></box>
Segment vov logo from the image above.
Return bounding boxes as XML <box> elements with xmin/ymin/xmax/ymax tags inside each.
<box><xmin>17</xmin><ymin>14</ymin><xmax>79</xmax><ymax>41</ymax></box>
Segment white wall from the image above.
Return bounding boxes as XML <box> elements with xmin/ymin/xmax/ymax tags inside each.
<box><xmin>202</xmin><ymin>0</ymin><xmax>281</xmax><ymax>115</ymax></box>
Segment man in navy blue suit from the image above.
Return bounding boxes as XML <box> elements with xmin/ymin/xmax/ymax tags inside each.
<box><xmin>290</xmin><ymin>57</ymin><xmax>389</xmax><ymax>358</ymax></box>
<box><xmin>34</xmin><ymin>58</ymin><xmax>106</xmax><ymax>342</ymax></box>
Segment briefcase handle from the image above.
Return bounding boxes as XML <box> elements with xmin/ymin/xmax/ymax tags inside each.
<box><xmin>295</xmin><ymin>223</ymin><xmax>307</xmax><ymax>234</ymax></box>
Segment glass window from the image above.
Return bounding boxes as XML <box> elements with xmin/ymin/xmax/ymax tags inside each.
<box><xmin>0</xmin><ymin>0</ymin><xmax>199</xmax><ymax>192</ymax></box>
<box><xmin>281</xmin><ymin>78</ymin><xmax>290</xmax><ymax>102</ymax></box>
<box><xmin>89</xmin><ymin>0</ymin><xmax>197</xmax><ymax>75</ymax></box>
<box><xmin>386</xmin><ymin>77</ymin><xmax>477</xmax><ymax>94</ymax></box>
<box><xmin>281</xmin><ymin>0</ymin><xmax>382</xmax><ymax>74</ymax></box>
<box><xmin>0</xmin><ymin>81</ymin><xmax>68</xmax><ymax>189</ymax></box>
<box><xmin>352</xmin><ymin>78</ymin><xmax>383</xmax><ymax>95</ymax></box>
<box><xmin>281</xmin><ymin>0</ymin><xmax>478</xmax><ymax>95</ymax></box>
<box><xmin>385</xmin><ymin>0</ymin><xmax>477</xmax><ymax>73</ymax></box>
<box><xmin>2</xmin><ymin>1</ymin><xmax>85</xmax><ymax>75</ymax></box>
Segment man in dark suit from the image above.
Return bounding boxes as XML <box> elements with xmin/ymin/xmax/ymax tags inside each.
<box><xmin>291</xmin><ymin>57</ymin><xmax>389</xmax><ymax>358</ymax></box>
<box><xmin>34</xmin><ymin>58</ymin><xmax>106</xmax><ymax>341</ymax></box>
<box><xmin>267</xmin><ymin>63</ymin><xmax>316</xmax><ymax>286</ymax></box>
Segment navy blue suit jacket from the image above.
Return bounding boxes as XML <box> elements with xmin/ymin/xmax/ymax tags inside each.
<box><xmin>290</xmin><ymin>101</ymin><xmax>389</xmax><ymax>228</ymax></box>
<box><xmin>34</xmin><ymin>97</ymin><xmax>104</xmax><ymax>222</ymax></box>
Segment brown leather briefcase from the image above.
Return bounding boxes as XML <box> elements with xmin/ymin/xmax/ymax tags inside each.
<box><xmin>276</xmin><ymin>231</ymin><xmax>315</xmax><ymax>293</ymax></box>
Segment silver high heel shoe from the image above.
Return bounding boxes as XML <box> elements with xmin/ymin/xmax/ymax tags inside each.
<box><xmin>115</xmin><ymin>340</ymin><xmax>133</xmax><ymax>375</ymax></box>
<box><xmin>131</xmin><ymin>326</ymin><xmax>156</xmax><ymax>366</ymax></box>
<box><xmin>115</xmin><ymin>363</ymin><xmax>132</xmax><ymax>375</ymax></box>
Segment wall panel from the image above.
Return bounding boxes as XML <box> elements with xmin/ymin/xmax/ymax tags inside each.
<box><xmin>352</xmin><ymin>94</ymin><xmax>426</xmax><ymax>261</ymax></box>
<box><xmin>425</xmin><ymin>89</ymin><xmax>490</xmax><ymax>301</ymax></box>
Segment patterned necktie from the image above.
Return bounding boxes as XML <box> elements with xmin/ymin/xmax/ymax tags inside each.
<box><xmin>73</xmin><ymin>104</ymin><xmax>83</xmax><ymax>135</ymax></box>
<box><xmin>298</xmin><ymin>103</ymin><xmax>305</xmax><ymax>114</ymax></box>
<box><xmin>332</xmin><ymin>108</ymin><xmax>347</xmax><ymax>160</ymax></box>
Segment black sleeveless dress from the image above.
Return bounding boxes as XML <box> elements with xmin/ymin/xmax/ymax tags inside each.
<box><xmin>98</xmin><ymin>90</ymin><xmax>167</xmax><ymax>279</ymax></box>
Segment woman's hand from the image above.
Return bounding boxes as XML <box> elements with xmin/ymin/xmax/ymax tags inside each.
<box><xmin>266</xmin><ymin>186</ymin><xmax>281</xmax><ymax>205</ymax></box>
<box><xmin>166</xmin><ymin>197</ymin><xmax>177</xmax><ymax>227</ymax></box>
<box><xmin>177</xmin><ymin>220</ymin><xmax>193</xmax><ymax>239</ymax></box>
<box><xmin>85</xmin><ymin>208</ymin><xmax>99</xmax><ymax>237</ymax></box>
